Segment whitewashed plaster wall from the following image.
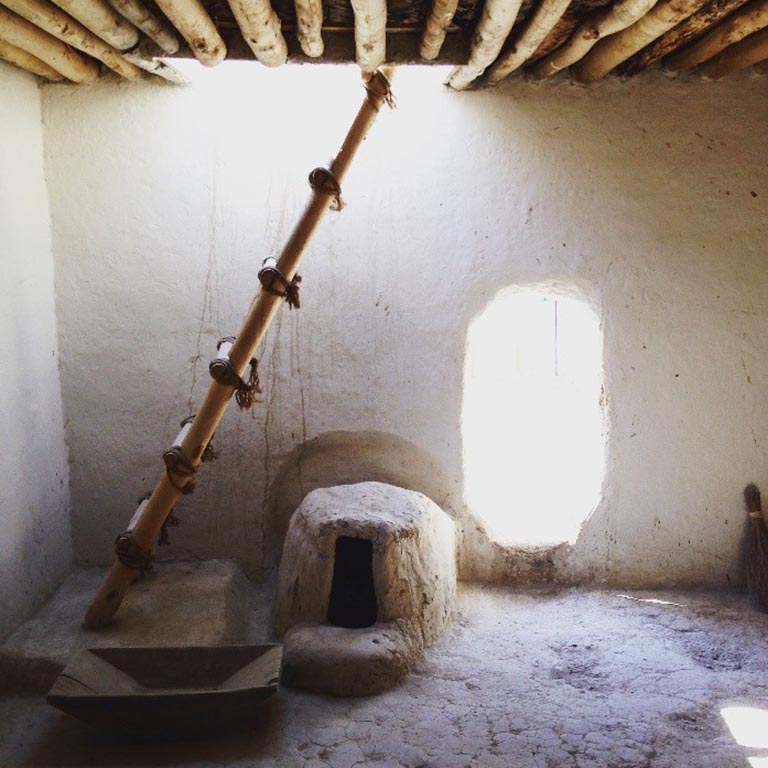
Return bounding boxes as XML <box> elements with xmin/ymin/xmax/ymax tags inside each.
<box><xmin>0</xmin><ymin>63</ymin><xmax>72</xmax><ymax>641</ymax></box>
<box><xmin>42</xmin><ymin>65</ymin><xmax>768</xmax><ymax>588</ymax></box>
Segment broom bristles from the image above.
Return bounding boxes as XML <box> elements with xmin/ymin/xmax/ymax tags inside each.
<box><xmin>745</xmin><ymin>483</ymin><xmax>768</xmax><ymax>611</ymax></box>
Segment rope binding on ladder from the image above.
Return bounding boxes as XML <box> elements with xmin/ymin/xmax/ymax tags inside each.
<box><xmin>309</xmin><ymin>167</ymin><xmax>344</xmax><ymax>211</ymax></box>
<box><xmin>364</xmin><ymin>69</ymin><xmax>396</xmax><ymax>111</ymax></box>
<box><xmin>258</xmin><ymin>258</ymin><xmax>302</xmax><ymax>309</ymax></box>
<box><xmin>163</xmin><ymin>415</ymin><xmax>198</xmax><ymax>494</ymax></box>
<box><xmin>209</xmin><ymin>336</ymin><xmax>262</xmax><ymax>410</ymax></box>
<box><xmin>114</xmin><ymin>532</ymin><xmax>153</xmax><ymax>573</ymax></box>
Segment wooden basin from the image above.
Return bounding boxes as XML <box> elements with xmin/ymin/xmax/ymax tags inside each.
<box><xmin>47</xmin><ymin>645</ymin><xmax>282</xmax><ymax>736</ymax></box>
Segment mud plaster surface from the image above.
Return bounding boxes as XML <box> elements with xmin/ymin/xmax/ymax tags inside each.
<box><xmin>2</xmin><ymin>585</ymin><xmax>768</xmax><ymax>767</ymax></box>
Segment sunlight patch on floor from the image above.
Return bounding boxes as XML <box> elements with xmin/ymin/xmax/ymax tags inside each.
<box><xmin>721</xmin><ymin>705</ymin><xmax>768</xmax><ymax>750</ymax></box>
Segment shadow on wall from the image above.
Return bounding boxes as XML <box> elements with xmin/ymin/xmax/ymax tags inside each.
<box><xmin>263</xmin><ymin>431</ymin><xmax>457</xmax><ymax>574</ymax></box>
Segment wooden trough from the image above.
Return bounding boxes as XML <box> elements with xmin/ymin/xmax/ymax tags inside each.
<box><xmin>47</xmin><ymin>645</ymin><xmax>282</xmax><ymax>736</ymax></box>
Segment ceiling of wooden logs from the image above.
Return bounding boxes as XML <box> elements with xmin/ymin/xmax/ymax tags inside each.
<box><xmin>0</xmin><ymin>0</ymin><xmax>766</xmax><ymax>87</ymax></box>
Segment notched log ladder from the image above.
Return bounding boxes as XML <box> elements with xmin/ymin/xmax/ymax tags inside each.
<box><xmin>84</xmin><ymin>66</ymin><xmax>396</xmax><ymax>629</ymax></box>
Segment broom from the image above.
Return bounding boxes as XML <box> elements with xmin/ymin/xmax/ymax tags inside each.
<box><xmin>744</xmin><ymin>483</ymin><xmax>768</xmax><ymax>611</ymax></box>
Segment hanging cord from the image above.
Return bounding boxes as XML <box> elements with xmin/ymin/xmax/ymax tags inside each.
<box><xmin>209</xmin><ymin>340</ymin><xmax>263</xmax><ymax>410</ymax></box>
<box><xmin>364</xmin><ymin>69</ymin><xmax>396</xmax><ymax>111</ymax></box>
<box><xmin>235</xmin><ymin>361</ymin><xmax>262</xmax><ymax>409</ymax></box>
<box><xmin>309</xmin><ymin>167</ymin><xmax>344</xmax><ymax>211</ymax></box>
<box><xmin>158</xmin><ymin>508</ymin><xmax>180</xmax><ymax>547</ymax></box>
<box><xmin>202</xmin><ymin>440</ymin><xmax>218</xmax><ymax>461</ymax></box>
<box><xmin>258</xmin><ymin>260</ymin><xmax>302</xmax><ymax>309</ymax></box>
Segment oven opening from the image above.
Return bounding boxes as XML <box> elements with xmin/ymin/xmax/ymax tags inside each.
<box><xmin>327</xmin><ymin>536</ymin><xmax>378</xmax><ymax>628</ymax></box>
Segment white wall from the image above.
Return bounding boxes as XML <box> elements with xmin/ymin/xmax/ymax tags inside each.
<box><xmin>42</xmin><ymin>65</ymin><xmax>768</xmax><ymax>588</ymax></box>
<box><xmin>0</xmin><ymin>63</ymin><xmax>72</xmax><ymax>640</ymax></box>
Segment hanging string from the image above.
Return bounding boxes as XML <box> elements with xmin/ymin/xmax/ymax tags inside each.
<box><xmin>235</xmin><ymin>359</ymin><xmax>263</xmax><ymax>410</ymax></box>
<box><xmin>158</xmin><ymin>509</ymin><xmax>180</xmax><ymax>547</ymax></box>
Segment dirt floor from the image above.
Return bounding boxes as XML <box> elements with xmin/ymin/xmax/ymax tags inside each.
<box><xmin>2</xmin><ymin>585</ymin><xmax>768</xmax><ymax>767</ymax></box>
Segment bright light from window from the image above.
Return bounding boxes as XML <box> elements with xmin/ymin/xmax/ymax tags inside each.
<box><xmin>721</xmin><ymin>706</ymin><xmax>768</xmax><ymax>750</ymax></box>
<box><xmin>462</xmin><ymin>287</ymin><xmax>606</xmax><ymax>546</ymax></box>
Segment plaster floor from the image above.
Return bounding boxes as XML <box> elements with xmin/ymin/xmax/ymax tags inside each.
<box><xmin>2</xmin><ymin>585</ymin><xmax>768</xmax><ymax>767</ymax></box>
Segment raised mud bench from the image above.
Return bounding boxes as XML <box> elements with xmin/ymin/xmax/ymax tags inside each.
<box><xmin>274</xmin><ymin>482</ymin><xmax>457</xmax><ymax>696</ymax></box>
<box><xmin>0</xmin><ymin>560</ymin><xmax>251</xmax><ymax>693</ymax></box>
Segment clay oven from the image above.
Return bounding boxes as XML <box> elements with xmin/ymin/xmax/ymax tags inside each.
<box><xmin>273</xmin><ymin>481</ymin><xmax>456</xmax><ymax>695</ymax></box>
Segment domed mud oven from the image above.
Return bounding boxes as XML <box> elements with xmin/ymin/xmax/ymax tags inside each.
<box><xmin>273</xmin><ymin>481</ymin><xmax>457</xmax><ymax>695</ymax></box>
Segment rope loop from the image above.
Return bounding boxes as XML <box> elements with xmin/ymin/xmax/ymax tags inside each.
<box><xmin>163</xmin><ymin>445</ymin><xmax>197</xmax><ymax>494</ymax></box>
<box><xmin>309</xmin><ymin>167</ymin><xmax>344</xmax><ymax>211</ymax></box>
<box><xmin>258</xmin><ymin>262</ymin><xmax>302</xmax><ymax>309</ymax></box>
<box><xmin>114</xmin><ymin>533</ymin><xmax>153</xmax><ymax>573</ymax></box>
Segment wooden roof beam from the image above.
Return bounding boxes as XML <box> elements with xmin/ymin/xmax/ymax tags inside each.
<box><xmin>573</xmin><ymin>0</ymin><xmax>711</xmax><ymax>82</ymax></box>
<box><xmin>664</xmin><ymin>0</ymin><xmax>768</xmax><ymax>71</ymax></box>
<box><xmin>227</xmin><ymin>0</ymin><xmax>287</xmax><ymax>66</ymax></box>
<box><xmin>294</xmin><ymin>0</ymin><xmax>323</xmax><ymax>56</ymax></box>
<box><xmin>447</xmin><ymin>0</ymin><xmax>525</xmax><ymax>89</ymax></box>
<box><xmin>351</xmin><ymin>0</ymin><xmax>387</xmax><ymax>73</ymax></box>
<box><xmin>105</xmin><ymin>0</ymin><xmax>179</xmax><ymax>54</ymax></box>
<box><xmin>530</xmin><ymin>0</ymin><xmax>657</xmax><ymax>78</ymax></box>
<box><xmin>0</xmin><ymin>4</ymin><xmax>99</xmax><ymax>80</ymax></box>
<box><xmin>3</xmin><ymin>0</ymin><xmax>142</xmax><ymax>79</ymax></box>
<box><xmin>421</xmin><ymin>0</ymin><xmax>460</xmax><ymax>59</ymax></box>
<box><xmin>525</xmin><ymin>8</ymin><xmax>579</xmax><ymax>65</ymax></box>
<box><xmin>153</xmin><ymin>0</ymin><xmax>226</xmax><ymax>65</ymax></box>
<box><xmin>488</xmin><ymin>0</ymin><xmax>571</xmax><ymax>82</ymax></box>
<box><xmin>619</xmin><ymin>0</ymin><xmax>750</xmax><ymax>75</ymax></box>
<box><xmin>0</xmin><ymin>36</ymin><xmax>65</xmax><ymax>78</ymax></box>
<box><xmin>50</xmin><ymin>0</ymin><xmax>139</xmax><ymax>49</ymax></box>
<box><xmin>698</xmin><ymin>22</ymin><xmax>768</xmax><ymax>74</ymax></box>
